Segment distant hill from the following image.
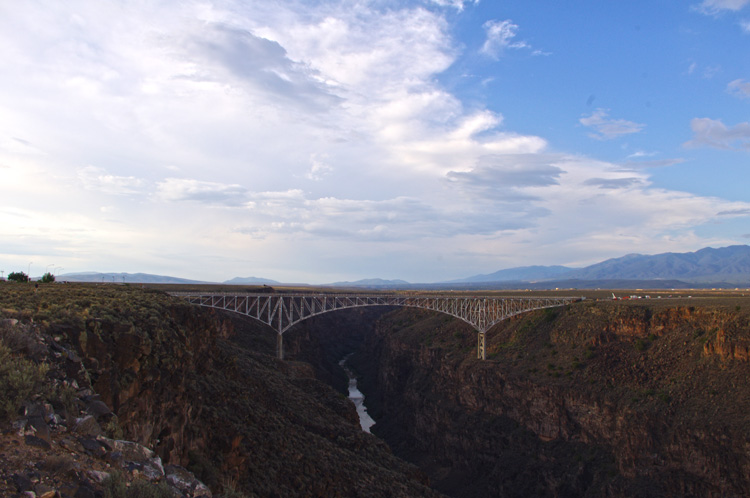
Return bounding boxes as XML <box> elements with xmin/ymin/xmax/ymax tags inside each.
<box><xmin>324</xmin><ymin>278</ymin><xmax>411</xmax><ymax>288</ymax></box>
<box><xmin>565</xmin><ymin>245</ymin><xmax>750</xmax><ymax>284</ymax></box>
<box><xmin>57</xmin><ymin>272</ymin><xmax>211</xmax><ymax>284</ymax></box>
<box><xmin>223</xmin><ymin>276</ymin><xmax>280</xmax><ymax>285</ymax></box>
<box><xmin>451</xmin><ymin>265</ymin><xmax>572</xmax><ymax>283</ymax></box>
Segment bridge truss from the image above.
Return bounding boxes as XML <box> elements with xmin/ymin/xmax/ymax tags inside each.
<box><xmin>170</xmin><ymin>293</ymin><xmax>581</xmax><ymax>360</ymax></box>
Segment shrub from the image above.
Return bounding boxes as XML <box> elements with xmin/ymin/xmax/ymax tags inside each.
<box><xmin>103</xmin><ymin>471</ymin><xmax>174</xmax><ymax>498</ymax></box>
<box><xmin>7</xmin><ymin>272</ymin><xmax>28</xmax><ymax>283</ymax></box>
<box><xmin>658</xmin><ymin>392</ymin><xmax>672</xmax><ymax>403</ymax></box>
<box><xmin>0</xmin><ymin>340</ymin><xmax>50</xmax><ymax>422</ymax></box>
<box><xmin>634</xmin><ymin>339</ymin><xmax>647</xmax><ymax>351</ymax></box>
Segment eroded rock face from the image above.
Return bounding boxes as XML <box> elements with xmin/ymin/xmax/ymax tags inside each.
<box><xmin>63</xmin><ymin>305</ymin><xmax>232</xmax><ymax>465</ymax></box>
<box><xmin>2</xmin><ymin>287</ymin><xmax>448</xmax><ymax>497</ymax></box>
<box><xmin>38</xmin><ymin>290</ymin><xmax>442</xmax><ymax>497</ymax></box>
<box><xmin>344</xmin><ymin>302</ymin><xmax>750</xmax><ymax>498</ymax></box>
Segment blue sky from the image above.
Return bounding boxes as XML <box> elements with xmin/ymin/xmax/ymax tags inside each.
<box><xmin>1</xmin><ymin>0</ymin><xmax>749</xmax><ymax>283</ymax></box>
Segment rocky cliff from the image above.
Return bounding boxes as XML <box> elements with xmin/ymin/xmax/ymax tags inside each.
<box><xmin>5</xmin><ymin>284</ymin><xmax>749</xmax><ymax>497</ymax></box>
<box><xmin>0</xmin><ymin>285</ymin><xmax>441</xmax><ymax>497</ymax></box>
<box><xmin>343</xmin><ymin>299</ymin><xmax>750</xmax><ymax>497</ymax></box>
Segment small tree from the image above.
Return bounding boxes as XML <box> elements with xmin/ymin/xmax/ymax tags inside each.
<box><xmin>40</xmin><ymin>272</ymin><xmax>55</xmax><ymax>283</ymax></box>
<box><xmin>7</xmin><ymin>272</ymin><xmax>28</xmax><ymax>283</ymax></box>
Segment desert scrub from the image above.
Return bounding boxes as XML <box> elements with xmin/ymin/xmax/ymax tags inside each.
<box><xmin>103</xmin><ymin>471</ymin><xmax>174</xmax><ymax>498</ymax></box>
<box><xmin>0</xmin><ymin>339</ymin><xmax>50</xmax><ymax>422</ymax></box>
<box><xmin>634</xmin><ymin>339</ymin><xmax>647</xmax><ymax>351</ymax></box>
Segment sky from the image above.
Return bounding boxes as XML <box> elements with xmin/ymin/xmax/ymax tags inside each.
<box><xmin>1</xmin><ymin>0</ymin><xmax>749</xmax><ymax>284</ymax></box>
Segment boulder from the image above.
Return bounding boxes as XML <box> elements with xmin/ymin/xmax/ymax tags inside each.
<box><xmin>74</xmin><ymin>415</ymin><xmax>103</xmax><ymax>436</ymax></box>
<box><xmin>86</xmin><ymin>399</ymin><xmax>113</xmax><ymax>421</ymax></box>
<box><xmin>98</xmin><ymin>437</ymin><xmax>165</xmax><ymax>481</ymax></box>
<box><xmin>165</xmin><ymin>464</ymin><xmax>213</xmax><ymax>497</ymax></box>
<box><xmin>24</xmin><ymin>434</ymin><xmax>51</xmax><ymax>450</ymax></box>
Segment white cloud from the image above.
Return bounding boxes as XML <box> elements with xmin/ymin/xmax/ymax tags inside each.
<box><xmin>696</xmin><ymin>0</ymin><xmax>750</xmax><ymax>14</ymax></box>
<box><xmin>684</xmin><ymin>117</ymin><xmax>750</xmax><ymax>149</ymax></box>
<box><xmin>741</xmin><ymin>19</ymin><xmax>750</xmax><ymax>31</ymax></box>
<box><xmin>727</xmin><ymin>78</ymin><xmax>750</xmax><ymax>98</ymax></box>
<box><xmin>579</xmin><ymin>109</ymin><xmax>645</xmax><ymax>140</ymax></box>
<box><xmin>156</xmin><ymin>178</ymin><xmax>248</xmax><ymax>206</ymax></box>
<box><xmin>305</xmin><ymin>154</ymin><xmax>333</xmax><ymax>181</ymax></box>
<box><xmin>78</xmin><ymin>167</ymin><xmax>145</xmax><ymax>195</ymax></box>
<box><xmin>480</xmin><ymin>20</ymin><xmax>529</xmax><ymax>59</ymax></box>
<box><xmin>428</xmin><ymin>0</ymin><xmax>479</xmax><ymax>11</ymax></box>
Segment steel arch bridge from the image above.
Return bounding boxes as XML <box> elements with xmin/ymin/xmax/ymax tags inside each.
<box><xmin>170</xmin><ymin>292</ymin><xmax>581</xmax><ymax>360</ymax></box>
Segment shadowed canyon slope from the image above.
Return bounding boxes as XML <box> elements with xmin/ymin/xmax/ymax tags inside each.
<box><xmin>288</xmin><ymin>297</ymin><xmax>750</xmax><ymax>497</ymax></box>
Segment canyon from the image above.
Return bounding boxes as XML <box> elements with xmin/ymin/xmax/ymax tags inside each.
<box><xmin>286</xmin><ymin>297</ymin><xmax>750</xmax><ymax>497</ymax></box>
<box><xmin>1</xmin><ymin>285</ymin><xmax>750</xmax><ymax>497</ymax></box>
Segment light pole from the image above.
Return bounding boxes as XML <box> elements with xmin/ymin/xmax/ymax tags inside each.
<box><xmin>54</xmin><ymin>267</ymin><xmax>63</xmax><ymax>276</ymax></box>
<box><xmin>27</xmin><ymin>261</ymin><xmax>33</xmax><ymax>281</ymax></box>
<box><xmin>46</xmin><ymin>264</ymin><xmax>54</xmax><ymax>276</ymax></box>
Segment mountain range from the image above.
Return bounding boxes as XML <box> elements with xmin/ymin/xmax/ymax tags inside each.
<box><xmin>457</xmin><ymin>245</ymin><xmax>750</xmax><ymax>285</ymax></box>
<box><xmin>51</xmin><ymin>245</ymin><xmax>750</xmax><ymax>288</ymax></box>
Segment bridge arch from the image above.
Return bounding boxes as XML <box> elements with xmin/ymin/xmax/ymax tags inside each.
<box><xmin>170</xmin><ymin>293</ymin><xmax>581</xmax><ymax>360</ymax></box>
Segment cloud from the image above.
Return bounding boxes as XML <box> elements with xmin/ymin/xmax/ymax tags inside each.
<box><xmin>684</xmin><ymin>118</ymin><xmax>750</xmax><ymax>149</ymax></box>
<box><xmin>718</xmin><ymin>208</ymin><xmax>750</xmax><ymax>215</ymax></box>
<box><xmin>620</xmin><ymin>158</ymin><xmax>685</xmax><ymax>169</ymax></box>
<box><xmin>188</xmin><ymin>23</ymin><xmax>341</xmax><ymax>111</ymax></box>
<box><xmin>1</xmin><ymin>1</ymin><xmax>750</xmax><ymax>283</ymax></box>
<box><xmin>305</xmin><ymin>154</ymin><xmax>333</xmax><ymax>181</ymax></box>
<box><xmin>741</xmin><ymin>19</ymin><xmax>750</xmax><ymax>31</ymax></box>
<box><xmin>447</xmin><ymin>154</ymin><xmax>563</xmax><ymax>196</ymax></box>
<box><xmin>480</xmin><ymin>20</ymin><xmax>530</xmax><ymax>59</ymax></box>
<box><xmin>579</xmin><ymin>109</ymin><xmax>645</xmax><ymax>140</ymax></box>
<box><xmin>156</xmin><ymin>178</ymin><xmax>249</xmax><ymax>206</ymax></box>
<box><xmin>696</xmin><ymin>0</ymin><xmax>750</xmax><ymax>14</ymax></box>
<box><xmin>583</xmin><ymin>177</ymin><xmax>644</xmax><ymax>189</ymax></box>
<box><xmin>727</xmin><ymin>78</ymin><xmax>750</xmax><ymax>98</ymax></box>
<box><xmin>428</xmin><ymin>0</ymin><xmax>479</xmax><ymax>11</ymax></box>
<box><xmin>77</xmin><ymin>167</ymin><xmax>145</xmax><ymax>195</ymax></box>
<box><xmin>235</xmin><ymin>192</ymin><xmax>467</xmax><ymax>241</ymax></box>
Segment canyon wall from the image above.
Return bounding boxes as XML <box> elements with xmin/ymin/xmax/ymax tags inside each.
<box><xmin>14</xmin><ymin>286</ymin><xmax>749</xmax><ymax>497</ymax></box>
<box><xmin>11</xmin><ymin>286</ymin><xmax>441</xmax><ymax>497</ymax></box>
<box><xmin>340</xmin><ymin>300</ymin><xmax>750</xmax><ymax>497</ymax></box>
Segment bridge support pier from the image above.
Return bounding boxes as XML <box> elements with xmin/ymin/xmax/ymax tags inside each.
<box><xmin>477</xmin><ymin>332</ymin><xmax>486</xmax><ymax>361</ymax></box>
<box><xmin>277</xmin><ymin>334</ymin><xmax>284</xmax><ymax>360</ymax></box>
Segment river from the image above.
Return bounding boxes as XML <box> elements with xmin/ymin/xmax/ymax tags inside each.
<box><xmin>339</xmin><ymin>354</ymin><xmax>376</xmax><ymax>433</ymax></box>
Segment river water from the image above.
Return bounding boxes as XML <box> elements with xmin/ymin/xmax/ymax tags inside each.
<box><xmin>339</xmin><ymin>354</ymin><xmax>375</xmax><ymax>433</ymax></box>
